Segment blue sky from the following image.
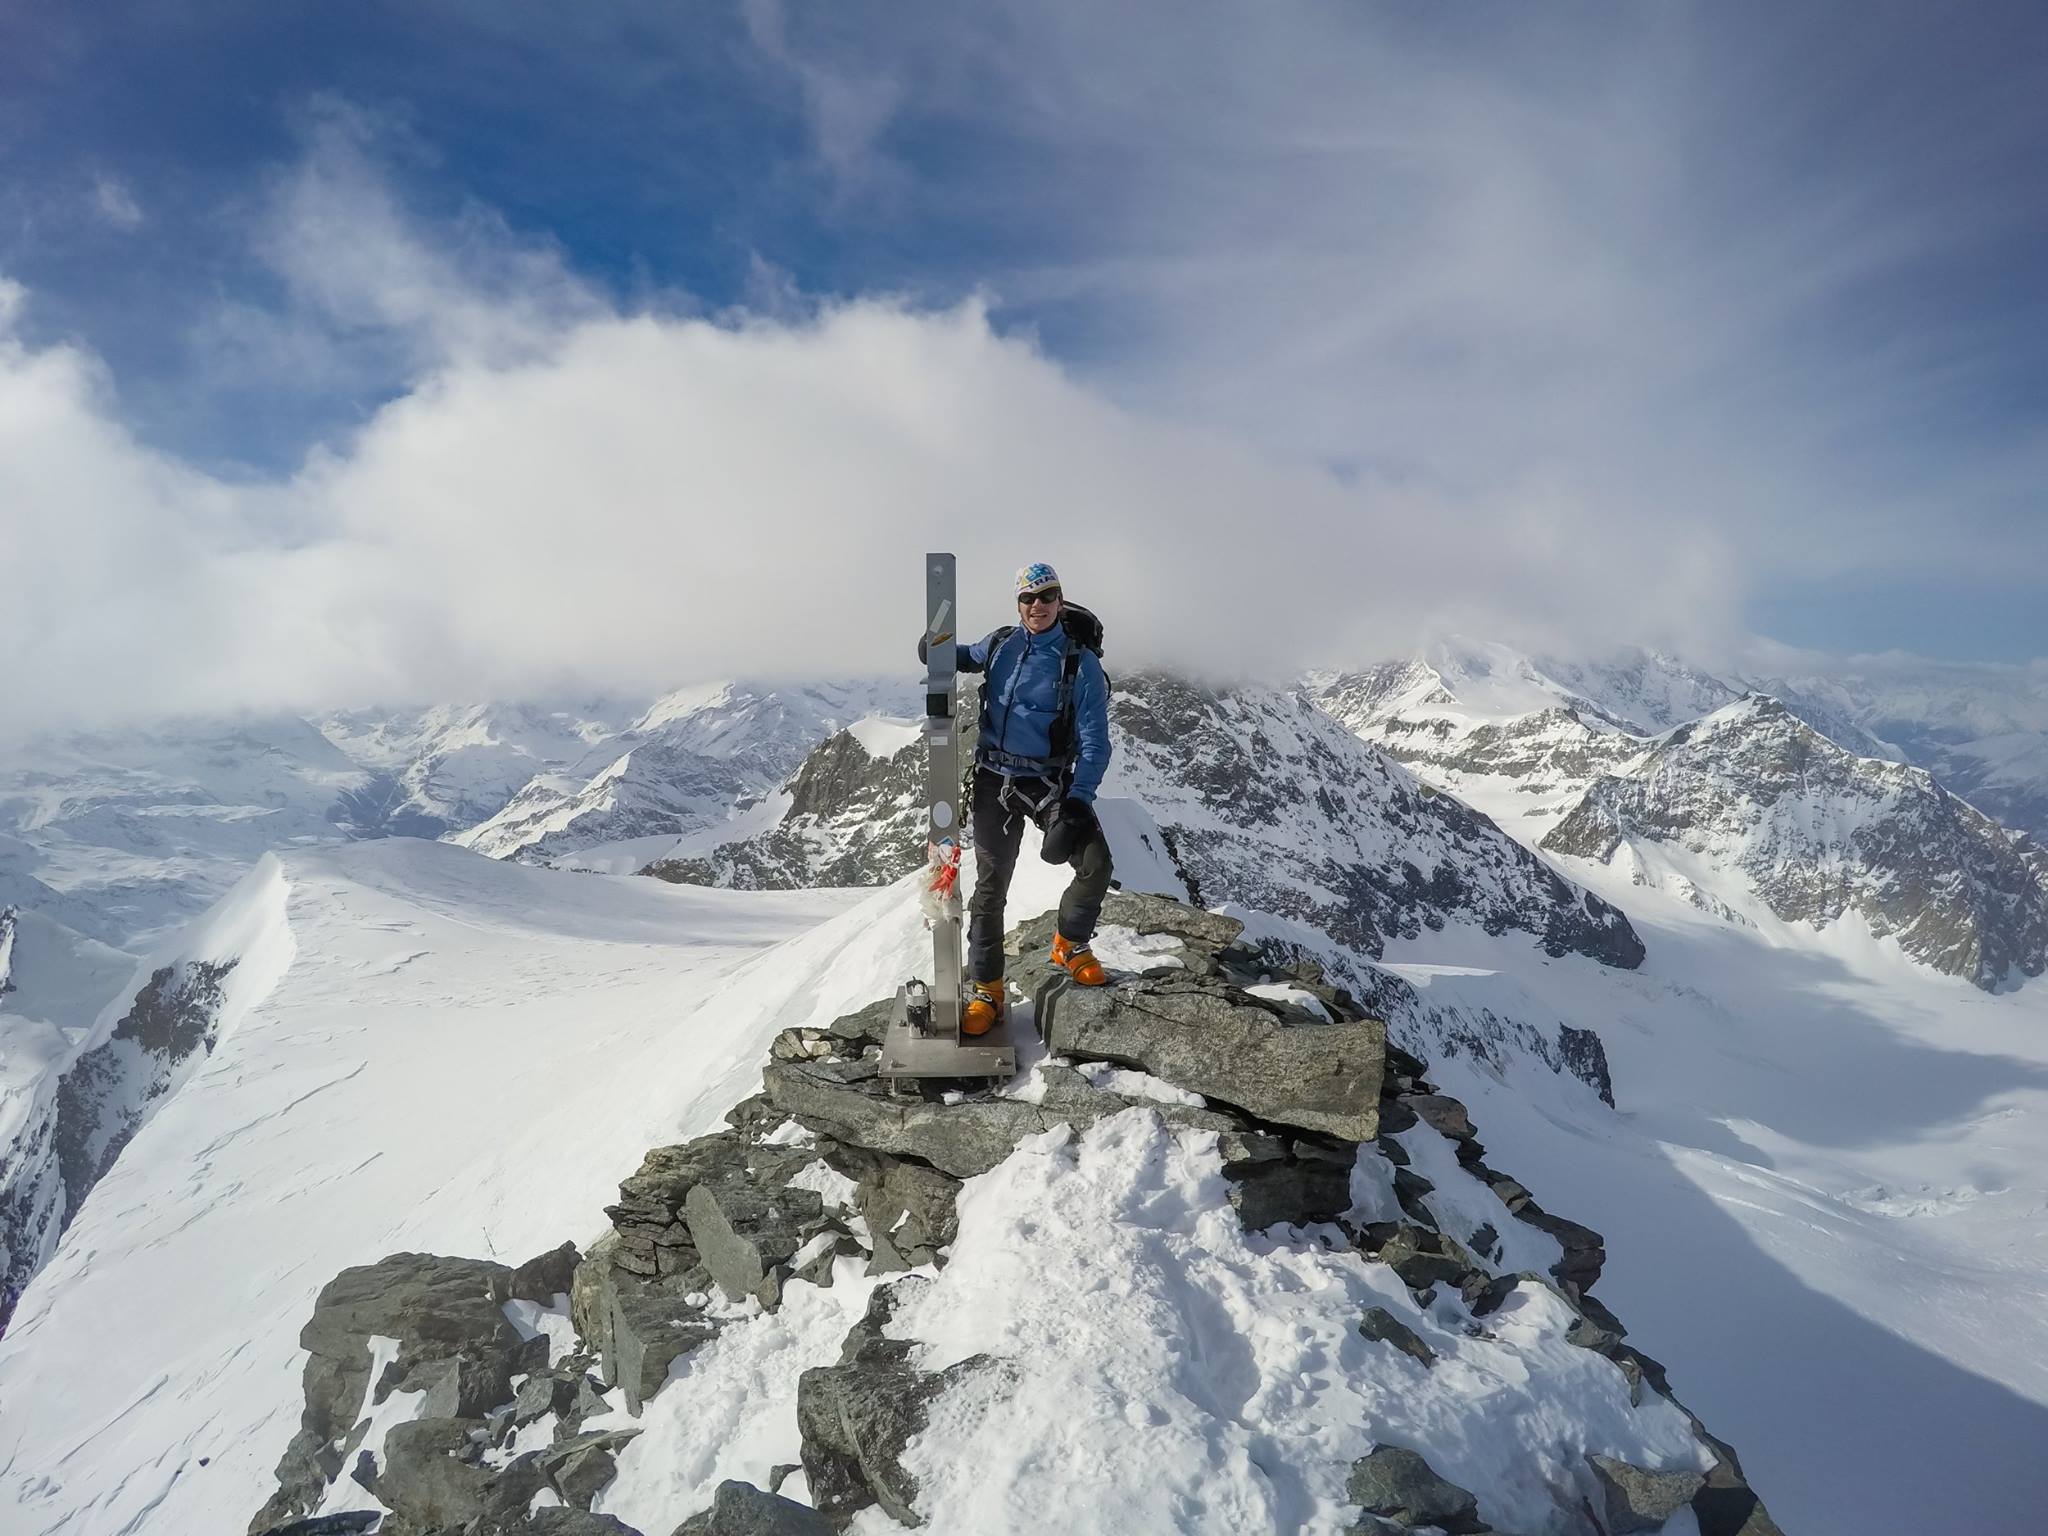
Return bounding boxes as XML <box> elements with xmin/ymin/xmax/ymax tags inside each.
<box><xmin>0</xmin><ymin>1</ymin><xmax>2043</xmax><ymax>724</ymax></box>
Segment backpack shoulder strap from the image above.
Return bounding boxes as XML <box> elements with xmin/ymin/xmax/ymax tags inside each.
<box><xmin>976</xmin><ymin>626</ymin><xmax>1021</xmax><ymax>731</ymax></box>
<box><xmin>1048</xmin><ymin>638</ymin><xmax>1087</xmax><ymax>769</ymax></box>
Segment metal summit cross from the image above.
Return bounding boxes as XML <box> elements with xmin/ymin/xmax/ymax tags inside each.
<box><xmin>880</xmin><ymin>552</ymin><xmax>1018</xmax><ymax>1086</ymax></box>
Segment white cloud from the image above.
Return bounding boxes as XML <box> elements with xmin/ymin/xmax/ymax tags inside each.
<box><xmin>90</xmin><ymin>172</ymin><xmax>143</xmax><ymax>230</ymax></box>
<box><xmin>741</xmin><ymin>0</ymin><xmax>905</xmax><ymax>197</ymax></box>
<box><xmin>13</xmin><ymin>30</ymin><xmax>2037</xmax><ymax>741</ymax></box>
<box><xmin>0</xmin><ymin>239</ymin><xmax>1745</xmax><ymax>739</ymax></box>
<box><xmin>255</xmin><ymin>99</ymin><xmax>603</xmax><ymax>371</ymax></box>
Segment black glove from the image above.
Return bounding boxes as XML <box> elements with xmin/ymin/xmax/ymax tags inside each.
<box><xmin>1039</xmin><ymin>798</ymin><xmax>1096</xmax><ymax>864</ymax></box>
<box><xmin>917</xmin><ymin>634</ymin><xmax>930</xmax><ymax>663</ymax></box>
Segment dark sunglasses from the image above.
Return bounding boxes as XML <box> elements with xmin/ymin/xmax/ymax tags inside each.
<box><xmin>1018</xmin><ymin>587</ymin><xmax>1062</xmax><ymax>606</ymax></box>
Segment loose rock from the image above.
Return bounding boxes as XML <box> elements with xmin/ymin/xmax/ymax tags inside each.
<box><xmin>1358</xmin><ymin>1306</ymin><xmax>1436</xmax><ymax>1367</ymax></box>
<box><xmin>1588</xmin><ymin>1453</ymin><xmax>1708</xmax><ymax>1533</ymax></box>
<box><xmin>673</xmin><ymin>1477</ymin><xmax>837</xmax><ymax>1534</ymax></box>
<box><xmin>375</xmin><ymin>1417</ymin><xmax>491</xmax><ymax>1529</ymax></box>
<box><xmin>796</xmin><ymin>1283</ymin><xmax>997</xmax><ymax>1528</ymax></box>
<box><xmin>511</xmin><ymin>1242</ymin><xmax>582</xmax><ymax>1304</ymax></box>
<box><xmin>1347</xmin><ymin>1445</ymin><xmax>1486</xmax><ymax>1534</ymax></box>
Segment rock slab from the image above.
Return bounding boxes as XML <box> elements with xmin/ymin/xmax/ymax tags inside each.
<box><xmin>1347</xmin><ymin>1445</ymin><xmax>1485</xmax><ymax>1534</ymax></box>
<box><xmin>1035</xmin><ymin>974</ymin><xmax>1383</xmax><ymax>1140</ymax></box>
<box><xmin>673</xmin><ymin>1478</ymin><xmax>837</xmax><ymax>1534</ymax></box>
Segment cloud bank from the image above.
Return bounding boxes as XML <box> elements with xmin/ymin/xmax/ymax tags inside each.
<box><xmin>0</xmin><ymin>122</ymin><xmax>1753</xmax><ymax>738</ymax></box>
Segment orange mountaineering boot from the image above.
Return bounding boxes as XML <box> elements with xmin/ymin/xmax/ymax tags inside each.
<box><xmin>1050</xmin><ymin>934</ymin><xmax>1108</xmax><ymax>986</ymax></box>
<box><xmin>962</xmin><ymin>980</ymin><xmax>1006</xmax><ymax>1036</ymax></box>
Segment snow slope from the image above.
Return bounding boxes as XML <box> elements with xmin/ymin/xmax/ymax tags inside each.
<box><xmin>0</xmin><ymin>838</ymin><xmax>1075</xmax><ymax>1536</ymax></box>
<box><xmin>1382</xmin><ymin>866</ymin><xmax>2048</xmax><ymax>1535</ymax></box>
<box><xmin>0</xmin><ymin>716</ymin><xmax>373</xmax><ymax>953</ymax></box>
<box><xmin>1</xmin><ymin>860</ymin><xmax>297</xmax><ymax>1333</ymax></box>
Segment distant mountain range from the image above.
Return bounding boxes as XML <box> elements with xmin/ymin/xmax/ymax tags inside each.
<box><xmin>3</xmin><ymin>638</ymin><xmax>2046</xmax><ymax>1532</ymax></box>
<box><xmin>5</xmin><ymin>637</ymin><xmax>2044</xmax><ymax>1335</ymax></box>
<box><xmin>1311</xmin><ymin>641</ymin><xmax>2047</xmax><ymax>991</ymax></box>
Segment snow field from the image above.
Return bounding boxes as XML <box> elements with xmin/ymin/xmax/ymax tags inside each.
<box><xmin>0</xmin><ymin>824</ymin><xmax>1087</xmax><ymax>1536</ymax></box>
<box><xmin>0</xmin><ymin>841</ymin><xmax>860</xmax><ymax>1536</ymax></box>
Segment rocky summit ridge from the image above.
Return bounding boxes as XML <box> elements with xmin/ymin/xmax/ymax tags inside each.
<box><xmin>249</xmin><ymin>893</ymin><xmax>1778</xmax><ymax>1536</ymax></box>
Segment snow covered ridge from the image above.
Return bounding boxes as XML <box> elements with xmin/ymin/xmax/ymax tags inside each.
<box><xmin>320</xmin><ymin>699</ymin><xmax>638</xmax><ymax>839</ymax></box>
<box><xmin>0</xmin><ymin>839</ymin><xmax>875</xmax><ymax>1536</ymax></box>
<box><xmin>0</xmin><ymin>857</ymin><xmax>292</xmax><ymax>1333</ymax></box>
<box><xmin>1312</xmin><ymin>637</ymin><xmax>2048</xmax><ymax>843</ymax></box>
<box><xmin>0</xmin><ymin>679</ymin><xmax>903</xmax><ymax>957</ymax></box>
<box><xmin>247</xmin><ymin>893</ymin><xmax>1777</xmax><ymax>1536</ymax></box>
<box><xmin>0</xmin><ymin>714</ymin><xmax>373</xmax><ymax>952</ymax></box>
<box><xmin>1542</xmin><ymin>697</ymin><xmax>2048</xmax><ymax>991</ymax></box>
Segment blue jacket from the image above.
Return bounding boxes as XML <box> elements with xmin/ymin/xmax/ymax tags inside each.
<box><xmin>958</xmin><ymin>624</ymin><xmax>1112</xmax><ymax>802</ymax></box>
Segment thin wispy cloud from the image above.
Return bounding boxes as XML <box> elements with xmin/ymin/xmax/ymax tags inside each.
<box><xmin>89</xmin><ymin>172</ymin><xmax>142</xmax><ymax>230</ymax></box>
<box><xmin>747</xmin><ymin>3</ymin><xmax>2048</xmax><ymax>596</ymax></box>
<box><xmin>0</xmin><ymin>121</ymin><xmax>1752</xmax><ymax>738</ymax></box>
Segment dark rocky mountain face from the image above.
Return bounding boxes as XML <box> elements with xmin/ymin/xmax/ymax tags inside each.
<box><xmin>1543</xmin><ymin>697</ymin><xmax>2048</xmax><ymax>990</ymax></box>
<box><xmin>1106</xmin><ymin>673</ymin><xmax>1644</xmax><ymax>972</ymax></box>
<box><xmin>646</xmin><ymin>728</ymin><xmax>926</xmax><ymax>890</ymax></box>
<box><xmin>640</xmin><ymin>673</ymin><xmax>1642</xmax><ymax>1098</ymax></box>
<box><xmin>3</xmin><ymin>956</ymin><xmax>236</xmax><ymax>1334</ymax></box>
<box><xmin>1743</xmin><ymin>665</ymin><xmax>2048</xmax><ymax>843</ymax></box>
<box><xmin>655</xmin><ymin>671</ymin><xmax>1644</xmax><ymax>973</ymax></box>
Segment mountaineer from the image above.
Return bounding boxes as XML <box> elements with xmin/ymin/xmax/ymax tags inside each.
<box><xmin>922</xmin><ymin>562</ymin><xmax>1114</xmax><ymax>1034</ymax></box>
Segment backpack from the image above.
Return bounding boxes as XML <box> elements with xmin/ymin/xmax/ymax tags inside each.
<box><xmin>978</xmin><ymin>603</ymin><xmax>1109</xmax><ymax>780</ymax></box>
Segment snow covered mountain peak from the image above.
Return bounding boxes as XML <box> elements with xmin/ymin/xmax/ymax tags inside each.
<box><xmin>452</xmin><ymin>678</ymin><xmax>915</xmax><ymax>871</ymax></box>
<box><xmin>1543</xmin><ymin>692</ymin><xmax>2048</xmax><ymax>989</ymax></box>
<box><xmin>1313</xmin><ymin>639</ymin><xmax>1744</xmax><ymax>740</ymax></box>
<box><xmin>1106</xmin><ymin>671</ymin><xmax>1645</xmax><ymax>973</ymax></box>
<box><xmin>318</xmin><ymin>697</ymin><xmax>644</xmax><ymax>838</ymax></box>
<box><xmin>626</xmin><ymin>678</ymin><xmax>907</xmax><ymax>758</ymax></box>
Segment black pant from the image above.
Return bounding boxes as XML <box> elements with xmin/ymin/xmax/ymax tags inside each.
<box><xmin>967</xmin><ymin>765</ymin><xmax>1113</xmax><ymax>983</ymax></box>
